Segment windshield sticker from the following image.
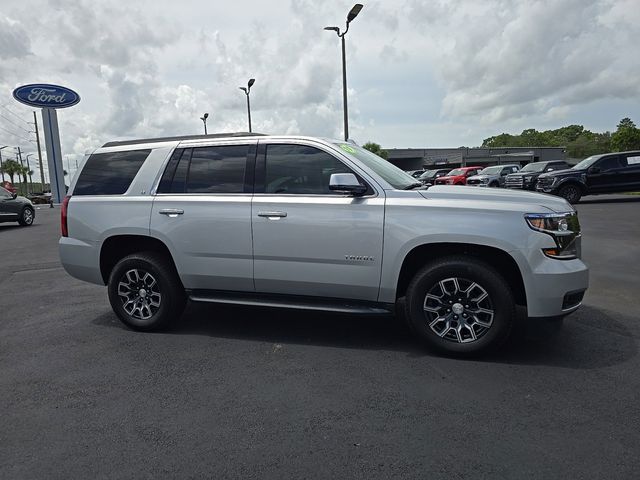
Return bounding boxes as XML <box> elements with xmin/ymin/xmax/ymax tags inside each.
<box><xmin>339</xmin><ymin>144</ymin><xmax>356</xmax><ymax>154</ymax></box>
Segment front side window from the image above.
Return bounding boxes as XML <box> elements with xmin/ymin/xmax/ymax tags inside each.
<box><xmin>74</xmin><ymin>149</ymin><xmax>150</xmax><ymax>195</ymax></box>
<box><xmin>596</xmin><ymin>156</ymin><xmax>622</xmax><ymax>171</ymax></box>
<box><xmin>264</xmin><ymin>144</ymin><xmax>354</xmax><ymax>195</ymax></box>
<box><xmin>0</xmin><ymin>186</ymin><xmax>11</xmax><ymax>198</ymax></box>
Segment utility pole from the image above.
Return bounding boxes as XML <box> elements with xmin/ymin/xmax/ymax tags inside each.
<box><xmin>33</xmin><ymin>111</ymin><xmax>45</xmax><ymax>192</ymax></box>
<box><xmin>17</xmin><ymin>147</ymin><xmax>27</xmax><ymax>195</ymax></box>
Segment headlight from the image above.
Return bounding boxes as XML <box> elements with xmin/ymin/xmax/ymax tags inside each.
<box><xmin>480</xmin><ymin>178</ymin><xmax>489</xmax><ymax>183</ymax></box>
<box><xmin>524</xmin><ymin>212</ymin><xmax>581</xmax><ymax>259</ymax></box>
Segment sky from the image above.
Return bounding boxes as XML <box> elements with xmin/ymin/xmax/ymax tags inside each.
<box><xmin>0</xmin><ymin>0</ymin><xmax>639</xmax><ymax>180</ymax></box>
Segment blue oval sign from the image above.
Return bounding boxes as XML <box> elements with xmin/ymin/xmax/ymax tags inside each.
<box><xmin>12</xmin><ymin>83</ymin><xmax>80</xmax><ymax>109</ymax></box>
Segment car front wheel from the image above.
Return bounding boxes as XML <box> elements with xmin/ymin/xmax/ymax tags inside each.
<box><xmin>18</xmin><ymin>206</ymin><xmax>35</xmax><ymax>226</ymax></box>
<box><xmin>558</xmin><ymin>184</ymin><xmax>582</xmax><ymax>204</ymax></box>
<box><xmin>404</xmin><ymin>256</ymin><xmax>515</xmax><ymax>355</ymax></box>
<box><xmin>107</xmin><ymin>252</ymin><xmax>186</xmax><ymax>331</ymax></box>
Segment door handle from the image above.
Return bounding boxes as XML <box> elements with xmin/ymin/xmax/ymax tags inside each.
<box><xmin>159</xmin><ymin>208</ymin><xmax>184</xmax><ymax>217</ymax></box>
<box><xmin>258</xmin><ymin>211</ymin><xmax>287</xmax><ymax>219</ymax></box>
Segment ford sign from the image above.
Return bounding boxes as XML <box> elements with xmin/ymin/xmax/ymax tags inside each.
<box><xmin>12</xmin><ymin>84</ymin><xmax>81</xmax><ymax>109</ymax></box>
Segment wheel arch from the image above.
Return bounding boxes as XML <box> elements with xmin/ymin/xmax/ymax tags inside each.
<box><xmin>100</xmin><ymin>235</ymin><xmax>179</xmax><ymax>285</ymax></box>
<box><xmin>395</xmin><ymin>243</ymin><xmax>527</xmax><ymax>307</ymax></box>
<box><xmin>558</xmin><ymin>179</ymin><xmax>587</xmax><ymax>194</ymax></box>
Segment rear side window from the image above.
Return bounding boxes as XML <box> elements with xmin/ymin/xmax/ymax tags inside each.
<box><xmin>74</xmin><ymin>149</ymin><xmax>150</xmax><ymax>195</ymax></box>
<box><xmin>187</xmin><ymin>145</ymin><xmax>248</xmax><ymax>193</ymax></box>
<box><xmin>597</xmin><ymin>156</ymin><xmax>622</xmax><ymax>171</ymax></box>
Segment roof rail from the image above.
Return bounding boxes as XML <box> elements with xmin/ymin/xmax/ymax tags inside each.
<box><xmin>101</xmin><ymin>132</ymin><xmax>265</xmax><ymax>148</ymax></box>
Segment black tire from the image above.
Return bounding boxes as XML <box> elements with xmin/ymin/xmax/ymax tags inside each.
<box><xmin>18</xmin><ymin>206</ymin><xmax>35</xmax><ymax>226</ymax></box>
<box><xmin>489</xmin><ymin>181</ymin><xmax>499</xmax><ymax>188</ymax></box>
<box><xmin>404</xmin><ymin>256</ymin><xmax>516</xmax><ymax>355</ymax></box>
<box><xmin>107</xmin><ymin>251</ymin><xmax>186</xmax><ymax>331</ymax></box>
<box><xmin>557</xmin><ymin>184</ymin><xmax>582</xmax><ymax>204</ymax></box>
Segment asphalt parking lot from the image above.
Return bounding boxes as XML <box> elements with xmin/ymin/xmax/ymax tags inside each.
<box><xmin>1</xmin><ymin>195</ymin><xmax>639</xmax><ymax>479</ymax></box>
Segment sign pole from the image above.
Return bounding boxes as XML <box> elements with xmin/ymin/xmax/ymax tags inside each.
<box><xmin>41</xmin><ymin>108</ymin><xmax>66</xmax><ymax>204</ymax></box>
<box><xmin>33</xmin><ymin>111</ymin><xmax>46</xmax><ymax>192</ymax></box>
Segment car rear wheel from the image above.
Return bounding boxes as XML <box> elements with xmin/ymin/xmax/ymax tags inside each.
<box><xmin>18</xmin><ymin>206</ymin><xmax>35</xmax><ymax>226</ymax></box>
<box><xmin>107</xmin><ymin>252</ymin><xmax>186</xmax><ymax>331</ymax></box>
<box><xmin>558</xmin><ymin>184</ymin><xmax>582</xmax><ymax>204</ymax></box>
<box><xmin>404</xmin><ymin>256</ymin><xmax>515</xmax><ymax>355</ymax></box>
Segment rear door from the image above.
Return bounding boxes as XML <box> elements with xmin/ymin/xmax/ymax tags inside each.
<box><xmin>150</xmin><ymin>141</ymin><xmax>256</xmax><ymax>292</ymax></box>
<box><xmin>620</xmin><ymin>153</ymin><xmax>640</xmax><ymax>191</ymax></box>
<box><xmin>251</xmin><ymin>140</ymin><xmax>385</xmax><ymax>301</ymax></box>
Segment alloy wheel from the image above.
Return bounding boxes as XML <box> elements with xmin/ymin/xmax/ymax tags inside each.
<box><xmin>117</xmin><ymin>269</ymin><xmax>162</xmax><ymax>320</ymax></box>
<box><xmin>23</xmin><ymin>208</ymin><xmax>33</xmax><ymax>225</ymax></box>
<box><xmin>423</xmin><ymin>277</ymin><xmax>494</xmax><ymax>343</ymax></box>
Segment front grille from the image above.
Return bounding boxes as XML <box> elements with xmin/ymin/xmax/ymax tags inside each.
<box><xmin>505</xmin><ymin>176</ymin><xmax>524</xmax><ymax>188</ymax></box>
<box><xmin>537</xmin><ymin>177</ymin><xmax>554</xmax><ymax>189</ymax></box>
<box><xmin>466</xmin><ymin>179</ymin><xmax>481</xmax><ymax>185</ymax></box>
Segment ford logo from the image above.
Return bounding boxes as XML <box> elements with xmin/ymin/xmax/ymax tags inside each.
<box><xmin>12</xmin><ymin>83</ymin><xmax>81</xmax><ymax>109</ymax></box>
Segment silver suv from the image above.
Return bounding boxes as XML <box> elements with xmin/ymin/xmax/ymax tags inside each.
<box><xmin>60</xmin><ymin>134</ymin><xmax>588</xmax><ymax>355</ymax></box>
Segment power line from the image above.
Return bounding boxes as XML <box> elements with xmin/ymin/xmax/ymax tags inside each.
<box><xmin>0</xmin><ymin>113</ymin><xmax>33</xmax><ymax>134</ymax></box>
<box><xmin>0</xmin><ymin>124</ymin><xmax>34</xmax><ymax>145</ymax></box>
<box><xmin>0</xmin><ymin>104</ymin><xmax>32</xmax><ymax>126</ymax></box>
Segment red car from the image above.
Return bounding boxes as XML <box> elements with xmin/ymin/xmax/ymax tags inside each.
<box><xmin>434</xmin><ymin>166</ymin><xmax>483</xmax><ymax>185</ymax></box>
<box><xmin>1</xmin><ymin>181</ymin><xmax>17</xmax><ymax>194</ymax></box>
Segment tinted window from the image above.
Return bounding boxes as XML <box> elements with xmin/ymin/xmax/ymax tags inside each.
<box><xmin>597</xmin><ymin>156</ymin><xmax>622</xmax><ymax>171</ymax></box>
<box><xmin>74</xmin><ymin>150</ymin><xmax>150</xmax><ymax>195</ymax></box>
<box><xmin>265</xmin><ymin>145</ymin><xmax>353</xmax><ymax>194</ymax></box>
<box><xmin>157</xmin><ymin>148</ymin><xmax>186</xmax><ymax>193</ymax></box>
<box><xmin>186</xmin><ymin>145</ymin><xmax>248</xmax><ymax>193</ymax></box>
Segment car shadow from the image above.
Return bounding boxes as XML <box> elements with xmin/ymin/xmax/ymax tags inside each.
<box><xmin>92</xmin><ymin>302</ymin><xmax>636</xmax><ymax>370</ymax></box>
<box><xmin>578</xmin><ymin>195</ymin><xmax>640</xmax><ymax>205</ymax></box>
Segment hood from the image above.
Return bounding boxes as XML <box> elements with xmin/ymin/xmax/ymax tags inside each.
<box><xmin>420</xmin><ymin>185</ymin><xmax>573</xmax><ymax>213</ymax></box>
<box><xmin>467</xmin><ymin>174</ymin><xmax>495</xmax><ymax>181</ymax></box>
<box><xmin>539</xmin><ymin>168</ymin><xmax>581</xmax><ymax>179</ymax></box>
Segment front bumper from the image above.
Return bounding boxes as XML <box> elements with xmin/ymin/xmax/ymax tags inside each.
<box><xmin>512</xmin><ymin>246</ymin><xmax>589</xmax><ymax>318</ymax></box>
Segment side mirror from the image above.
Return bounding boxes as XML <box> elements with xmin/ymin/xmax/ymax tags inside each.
<box><xmin>588</xmin><ymin>166</ymin><xmax>601</xmax><ymax>174</ymax></box>
<box><xmin>547</xmin><ymin>168</ymin><xmax>554</xmax><ymax>172</ymax></box>
<box><xmin>11</xmin><ymin>193</ymin><xmax>18</xmax><ymax>199</ymax></box>
<box><xmin>329</xmin><ymin>173</ymin><xmax>367</xmax><ymax>195</ymax></box>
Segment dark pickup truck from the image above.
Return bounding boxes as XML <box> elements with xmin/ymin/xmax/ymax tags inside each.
<box><xmin>504</xmin><ymin>160</ymin><xmax>570</xmax><ymax>191</ymax></box>
<box><xmin>536</xmin><ymin>151</ymin><xmax>640</xmax><ymax>203</ymax></box>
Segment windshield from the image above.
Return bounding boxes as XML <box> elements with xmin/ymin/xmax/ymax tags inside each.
<box><xmin>418</xmin><ymin>170</ymin><xmax>439</xmax><ymax>179</ymax></box>
<box><xmin>334</xmin><ymin>143</ymin><xmax>417</xmax><ymax>189</ymax></box>
<box><xmin>478</xmin><ymin>166</ymin><xmax>502</xmax><ymax>175</ymax></box>
<box><xmin>520</xmin><ymin>163</ymin><xmax>546</xmax><ymax>173</ymax></box>
<box><xmin>572</xmin><ymin>155</ymin><xmax>600</xmax><ymax>170</ymax></box>
<box><xmin>446</xmin><ymin>169</ymin><xmax>465</xmax><ymax>176</ymax></box>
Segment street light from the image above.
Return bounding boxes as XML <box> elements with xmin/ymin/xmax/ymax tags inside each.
<box><xmin>239</xmin><ymin>78</ymin><xmax>255</xmax><ymax>132</ymax></box>
<box><xmin>200</xmin><ymin>112</ymin><xmax>209</xmax><ymax>135</ymax></box>
<box><xmin>324</xmin><ymin>3</ymin><xmax>363</xmax><ymax>141</ymax></box>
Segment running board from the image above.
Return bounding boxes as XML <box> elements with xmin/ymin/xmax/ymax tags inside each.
<box><xmin>187</xmin><ymin>290</ymin><xmax>393</xmax><ymax>315</ymax></box>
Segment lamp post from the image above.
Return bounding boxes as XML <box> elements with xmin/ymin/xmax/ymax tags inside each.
<box><xmin>239</xmin><ymin>78</ymin><xmax>255</xmax><ymax>132</ymax></box>
<box><xmin>200</xmin><ymin>112</ymin><xmax>209</xmax><ymax>135</ymax></box>
<box><xmin>324</xmin><ymin>3</ymin><xmax>363</xmax><ymax>141</ymax></box>
<box><xmin>26</xmin><ymin>153</ymin><xmax>35</xmax><ymax>191</ymax></box>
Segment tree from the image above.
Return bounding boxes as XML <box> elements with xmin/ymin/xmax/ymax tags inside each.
<box><xmin>611</xmin><ymin>117</ymin><xmax>640</xmax><ymax>152</ymax></box>
<box><xmin>362</xmin><ymin>141</ymin><xmax>388</xmax><ymax>159</ymax></box>
<box><xmin>0</xmin><ymin>159</ymin><xmax>21</xmax><ymax>184</ymax></box>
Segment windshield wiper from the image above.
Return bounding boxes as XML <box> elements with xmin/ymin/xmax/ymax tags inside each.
<box><xmin>403</xmin><ymin>182</ymin><xmax>424</xmax><ymax>190</ymax></box>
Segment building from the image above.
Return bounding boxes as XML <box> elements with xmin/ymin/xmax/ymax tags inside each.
<box><xmin>386</xmin><ymin>147</ymin><xmax>566</xmax><ymax>171</ymax></box>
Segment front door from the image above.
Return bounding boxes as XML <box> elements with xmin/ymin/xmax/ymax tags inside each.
<box><xmin>0</xmin><ymin>187</ymin><xmax>19</xmax><ymax>221</ymax></box>
<box><xmin>251</xmin><ymin>141</ymin><xmax>385</xmax><ymax>301</ymax></box>
<box><xmin>587</xmin><ymin>155</ymin><xmax>624</xmax><ymax>193</ymax></box>
<box><xmin>150</xmin><ymin>143</ymin><xmax>255</xmax><ymax>292</ymax></box>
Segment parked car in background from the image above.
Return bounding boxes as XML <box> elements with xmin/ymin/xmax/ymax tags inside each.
<box><xmin>0</xmin><ymin>186</ymin><xmax>35</xmax><ymax>226</ymax></box>
<box><xmin>407</xmin><ymin>169</ymin><xmax>425</xmax><ymax>178</ymax></box>
<box><xmin>536</xmin><ymin>150</ymin><xmax>640</xmax><ymax>203</ymax></box>
<box><xmin>434</xmin><ymin>166</ymin><xmax>483</xmax><ymax>185</ymax></box>
<box><xmin>417</xmin><ymin>168</ymin><xmax>451</xmax><ymax>186</ymax></box>
<box><xmin>1</xmin><ymin>181</ymin><xmax>17</xmax><ymax>194</ymax></box>
<box><xmin>505</xmin><ymin>160</ymin><xmax>570</xmax><ymax>190</ymax></box>
<box><xmin>467</xmin><ymin>165</ymin><xmax>521</xmax><ymax>188</ymax></box>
